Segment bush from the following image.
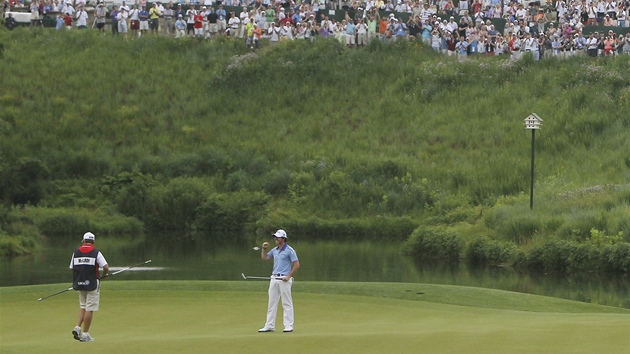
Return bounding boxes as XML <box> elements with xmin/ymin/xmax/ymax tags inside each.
<box><xmin>143</xmin><ymin>177</ymin><xmax>213</xmax><ymax>231</ymax></box>
<box><xmin>404</xmin><ymin>225</ymin><xmax>463</xmax><ymax>263</ymax></box>
<box><xmin>193</xmin><ymin>191</ymin><xmax>269</xmax><ymax>235</ymax></box>
<box><xmin>601</xmin><ymin>243</ymin><xmax>630</xmax><ymax>273</ymax></box>
<box><xmin>262</xmin><ymin>169</ymin><xmax>291</xmax><ymax>196</ymax></box>
<box><xmin>39</xmin><ymin>213</ymin><xmax>90</xmax><ymax>237</ymax></box>
<box><xmin>519</xmin><ymin>240</ymin><xmax>599</xmax><ymax>274</ymax></box>
<box><xmin>465</xmin><ymin>236</ymin><xmax>516</xmax><ymax>266</ymax></box>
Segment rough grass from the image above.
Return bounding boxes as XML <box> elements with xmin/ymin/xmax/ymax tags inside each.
<box><xmin>1</xmin><ymin>281</ymin><xmax>628</xmax><ymax>354</ymax></box>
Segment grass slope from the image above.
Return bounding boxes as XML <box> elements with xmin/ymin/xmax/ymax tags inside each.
<box><xmin>2</xmin><ymin>281</ymin><xmax>628</xmax><ymax>354</ymax></box>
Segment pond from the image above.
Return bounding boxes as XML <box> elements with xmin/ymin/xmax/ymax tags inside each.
<box><xmin>1</xmin><ymin>235</ymin><xmax>628</xmax><ymax>309</ymax></box>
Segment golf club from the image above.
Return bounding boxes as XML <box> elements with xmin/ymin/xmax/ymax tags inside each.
<box><xmin>241</xmin><ymin>273</ymin><xmax>283</xmax><ymax>280</ymax></box>
<box><xmin>38</xmin><ymin>260</ymin><xmax>152</xmax><ymax>301</ymax></box>
<box><xmin>101</xmin><ymin>259</ymin><xmax>152</xmax><ymax>279</ymax></box>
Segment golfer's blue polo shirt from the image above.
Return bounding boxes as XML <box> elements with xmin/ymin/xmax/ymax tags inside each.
<box><xmin>267</xmin><ymin>244</ymin><xmax>298</xmax><ymax>276</ymax></box>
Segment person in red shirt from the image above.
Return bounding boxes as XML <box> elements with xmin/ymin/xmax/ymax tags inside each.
<box><xmin>471</xmin><ymin>0</ymin><xmax>482</xmax><ymax>15</ymax></box>
<box><xmin>193</xmin><ymin>12</ymin><xmax>204</xmax><ymax>37</ymax></box>
<box><xmin>64</xmin><ymin>13</ymin><xmax>73</xmax><ymax>29</ymax></box>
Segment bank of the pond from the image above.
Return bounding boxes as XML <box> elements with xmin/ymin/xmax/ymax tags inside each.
<box><xmin>1</xmin><ymin>281</ymin><xmax>628</xmax><ymax>354</ymax></box>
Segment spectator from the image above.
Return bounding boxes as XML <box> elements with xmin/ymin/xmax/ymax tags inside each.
<box><xmin>239</xmin><ymin>6</ymin><xmax>249</xmax><ymax>38</ymax></box>
<box><xmin>149</xmin><ymin>2</ymin><xmax>161</xmax><ymax>35</ymax></box>
<box><xmin>5</xmin><ymin>12</ymin><xmax>16</xmax><ymax>30</ymax></box>
<box><xmin>377</xmin><ymin>11</ymin><xmax>389</xmax><ymax>41</ymax></box>
<box><xmin>603</xmin><ymin>14</ymin><xmax>615</xmax><ymax>26</ymax></box>
<box><xmin>228</xmin><ymin>10</ymin><xmax>240</xmax><ymax>37</ymax></box>
<box><xmin>174</xmin><ymin>14</ymin><xmax>186</xmax><ymax>38</ymax></box>
<box><xmin>129</xmin><ymin>4</ymin><xmax>140</xmax><ymax>37</ymax></box>
<box><xmin>618</xmin><ymin>7</ymin><xmax>627</xmax><ymax>28</ymax></box>
<box><xmin>422</xmin><ymin>18</ymin><xmax>433</xmax><ymax>45</ymax></box>
<box><xmin>393</xmin><ymin>17</ymin><xmax>407</xmax><ymax>41</ymax></box>
<box><xmin>622</xmin><ymin>32</ymin><xmax>630</xmax><ymax>54</ymax></box>
<box><xmin>604</xmin><ymin>33</ymin><xmax>615</xmax><ymax>55</ymax></box>
<box><xmin>207</xmin><ymin>6</ymin><xmax>218</xmax><ymax>39</ymax></box>
<box><xmin>55</xmin><ymin>12</ymin><xmax>63</xmax><ymax>30</ymax></box>
<box><xmin>62</xmin><ymin>1</ymin><xmax>74</xmax><ymax>16</ymax></box>
<box><xmin>429</xmin><ymin>28</ymin><xmax>439</xmax><ymax>52</ymax></box>
<box><xmin>268</xmin><ymin>21</ymin><xmax>280</xmax><ymax>44</ymax></box>
<box><xmin>345</xmin><ymin>15</ymin><xmax>357</xmax><ymax>47</ymax></box>
<box><xmin>456</xmin><ymin>35</ymin><xmax>469</xmax><ymax>59</ymax></box>
<box><xmin>163</xmin><ymin>2</ymin><xmax>174</xmax><ymax>36</ymax></box>
<box><xmin>356</xmin><ymin>18</ymin><xmax>369</xmax><ymax>46</ymax></box>
<box><xmin>118</xmin><ymin>8</ymin><xmax>129</xmax><ymax>39</ymax></box>
<box><xmin>445</xmin><ymin>30</ymin><xmax>457</xmax><ymax>55</ymax></box>
<box><xmin>596</xmin><ymin>0</ymin><xmax>606</xmax><ymax>25</ymax></box>
<box><xmin>139</xmin><ymin>5</ymin><xmax>149</xmax><ymax>37</ymax></box>
<box><xmin>95</xmin><ymin>1</ymin><xmax>107</xmax><ymax>33</ymax></box>
<box><xmin>109</xmin><ymin>5</ymin><xmax>118</xmax><ymax>35</ymax></box>
<box><xmin>586</xmin><ymin>31</ymin><xmax>598</xmax><ymax>57</ymax></box>
<box><xmin>186</xmin><ymin>6</ymin><xmax>196</xmax><ymax>36</ymax></box>
<box><xmin>407</xmin><ymin>16</ymin><xmax>420</xmax><ymax>40</ymax></box>
<box><xmin>30</xmin><ymin>0</ymin><xmax>40</xmax><ymax>27</ymax></box>
<box><xmin>586</xmin><ymin>2</ymin><xmax>597</xmax><ymax>25</ymax></box>
<box><xmin>75</xmin><ymin>5</ymin><xmax>88</xmax><ymax>29</ymax></box>
<box><xmin>367</xmin><ymin>13</ymin><xmax>378</xmax><ymax>42</ymax></box>
<box><xmin>193</xmin><ymin>8</ymin><xmax>204</xmax><ymax>38</ymax></box>
<box><xmin>216</xmin><ymin>4</ymin><xmax>227</xmax><ymax>36</ymax></box>
<box><xmin>64</xmin><ymin>11</ymin><xmax>72</xmax><ymax>30</ymax></box>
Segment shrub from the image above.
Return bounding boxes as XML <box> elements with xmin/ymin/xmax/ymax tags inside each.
<box><xmin>262</xmin><ymin>169</ymin><xmax>291</xmax><ymax>196</ymax></box>
<box><xmin>404</xmin><ymin>225</ymin><xmax>463</xmax><ymax>263</ymax></box>
<box><xmin>193</xmin><ymin>191</ymin><xmax>269</xmax><ymax>235</ymax></box>
<box><xmin>520</xmin><ymin>240</ymin><xmax>599</xmax><ymax>274</ymax></box>
<box><xmin>601</xmin><ymin>243</ymin><xmax>630</xmax><ymax>273</ymax></box>
<box><xmin>39</xmin><ymin>213</ymin><xmax>90</xmax><ymax>237</ymax></box>
<box><xmin>465</xmin><ymin>236</ymin><xmax>516</xmax><ymax>266</ymax></box>
<box><xmin>143</xmin><ymin>177</ymin><xmax>213</xmax><ymax>231</ymax></box>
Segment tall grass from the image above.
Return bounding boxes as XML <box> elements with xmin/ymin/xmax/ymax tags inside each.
<box><xmin>1</xmin><ymin>29</ymin><xmax>629</xmax><ymax>269</ymax></box>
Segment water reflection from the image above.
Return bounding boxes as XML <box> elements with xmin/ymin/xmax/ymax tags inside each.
<box><xmin>0</xmin><ymin>235</ymin><xmax>628</xmax><ymax>309</ymax></box>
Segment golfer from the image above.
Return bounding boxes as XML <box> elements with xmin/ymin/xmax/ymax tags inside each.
<box><xmin>69</xmin><ymin>232</ymin><xmax>109</xmax><ymax>342</ymax></box>
<box><xmin>258</xmin><ymin>229</ymin><xmax>300</xmax><ymax>333</ymax></box>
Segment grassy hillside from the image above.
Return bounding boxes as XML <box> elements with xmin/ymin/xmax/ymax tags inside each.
<box><xmin>0</xmin><ymin>29</ymin><xmax>629</xmax><ymax>272</ymax></box>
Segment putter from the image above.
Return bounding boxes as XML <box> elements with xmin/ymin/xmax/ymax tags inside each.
<box><xmin>241</xmin><ymin>273</ymin><xmax>283</xmax><ymax>280</ymax></box>
<box><xmin>38</xmin><ymin>260</ymin><xmax>152</xmax><ymax>301</ymax></box>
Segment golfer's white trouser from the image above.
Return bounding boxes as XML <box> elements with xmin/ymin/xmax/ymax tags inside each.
<box><xmin>265</xmin><ymin>278</ymin><xmax>294</xmax><ymax>330</ymax></box>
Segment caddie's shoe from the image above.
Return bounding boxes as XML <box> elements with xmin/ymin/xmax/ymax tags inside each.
<box><xmin>283</xmin><ymin>328</ymin><xmax>293</xmax><ymax>333</ymax></box>
<box><xmin>258</xmin><ymin>327</ymin><xmax>274</xmax><ymax>332</ymax></box>
<box><xmin>80</xmin><ymin>332</ymin><xmax>95</xmax><ymax>342</ymax></box>
<box><xmin>72</xmin><ymin>326</ymin><xmax>81</xmax><ymax>341</ymax></box>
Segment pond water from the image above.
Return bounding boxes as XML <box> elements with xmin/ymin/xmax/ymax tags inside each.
<box><xmin>1</xmin><ymin>235</ymin><xmax>628</xmax><ymax>309</ymax></box>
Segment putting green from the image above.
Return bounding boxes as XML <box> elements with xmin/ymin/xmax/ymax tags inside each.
<box><xmin>1</xmin><ymin>281</ymin><xmax>628</xmax><ymax>354</ymax></box>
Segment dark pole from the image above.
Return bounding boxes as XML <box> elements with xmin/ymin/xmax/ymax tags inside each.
<box><xmin>530</xmin><ymin>129</ymin><xmax>535</xmax><ymax>210</ymax></box>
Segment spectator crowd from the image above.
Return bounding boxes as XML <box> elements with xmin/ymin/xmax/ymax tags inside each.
<box><xmin>4</xmin><ymin>0</ymin><xmax>630</xmax><ymax>57</ymax></box>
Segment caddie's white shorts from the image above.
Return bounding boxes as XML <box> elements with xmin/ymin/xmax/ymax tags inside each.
<box><xmin>78</xmin><ymin>282</ymin><xmax>100</xmax><ymax>312</ymax></box>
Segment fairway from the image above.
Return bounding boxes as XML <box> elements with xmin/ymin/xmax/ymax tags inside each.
<box><xmin>1</xmin><ymin>281</ymin><xmax>628</xmax><ymax>354</ymax></box>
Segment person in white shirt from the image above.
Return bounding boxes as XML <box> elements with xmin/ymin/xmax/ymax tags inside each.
<box><xmin>75</xmin><ymin>5</ymin><xmax>88</xmax><ymax>29</ymax></box>
<box><xmin>228</xmin><ymin>11</ymin><xmax>240</xmax><ymax>37</ymax></box>
<box><xmin>62</xmin><ymin>2</ymin><xmax>75</xmax><ymax>16</ymax></box>
<box><xmin>281</xmin><ymin>22</ymin><xmax>293</xmax><ymax>40</ymax></box>
<box><xmin>118</xmin><ymin>8</ymin><xmax>129</xmax><ymax>39</ymax></box>
<box><xmin>268</xmin><ymin>22</ymin><xmax>280</xmax><ymax>44</ymax></box>
<box><xmin>239</xmin><ymin>7</ymin><xmax>249</xmax><ymax>38</ymax></box>
<box><xmin>356</xmin><ymin>18</ymin><xmax>368</xmax><ymax>46</ymax></box>
<box><xmin>120</xmin><ymin>1</ymin><xmax>130</xmax><ymax>12</ymax></box>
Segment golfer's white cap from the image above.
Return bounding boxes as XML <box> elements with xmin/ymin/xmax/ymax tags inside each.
<box><xmin>272</xmin><ymin>229</ymin><xmax>287</xmax><ymax>239</ymax></box>
<box><xmin>83</xmin><ymin>232</ymin><xmax>95</xmax><ymax>242</ymax></box>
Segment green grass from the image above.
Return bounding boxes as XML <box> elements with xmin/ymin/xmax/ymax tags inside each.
<box><xmin>1</xmin><ymin>31</ymin><xmax>630</xmax><ymax>273</ymax></box>
<box><xmin>1</xmin><ymin>281</ymin><xmax>628</xmax><ymax>353</ymax></box>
